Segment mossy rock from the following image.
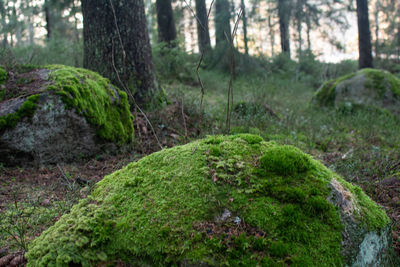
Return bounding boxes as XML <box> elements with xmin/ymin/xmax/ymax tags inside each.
<box><xmin>0</xmin><ymin>64</ymin><xmax>133</xmax><ymax>165</ymax></box>
<box><xmin>26</xmin><ymin>135</ymin><xmax>395</xmax><ymax>266</ymax></box>
<box><xmin>313</xmin><ymin>68</ymin><xmax>400</xmax><ymax>114</ymax></box>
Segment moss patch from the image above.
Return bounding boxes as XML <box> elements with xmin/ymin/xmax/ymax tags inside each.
<box><xmin>45</xmin><ymin>65</ymin><xmax>133</xmax><ymax>144</ymax></box>
<box><xmin>361</xmin><ymin>68</ymin><xmax>400</xmax><ymax>98</ymax></box>
<box><xmin>0</xmin><ymin>66</ymin><xmax>7</xmax><ymax>85</ymax></box>
<box><xmin>26</xmin><ymin>135</ymin><xmax>389</xmax><ymax>266</ymax></box>
<box><xmin>0</xmin><ymin>95</ymin><xmax>40</xmax><ymax>133</ymax></box>
<box><xmin>314</xmin><ymin>73</ymin><xmax>355</xmax><ymax>106</ymax></box>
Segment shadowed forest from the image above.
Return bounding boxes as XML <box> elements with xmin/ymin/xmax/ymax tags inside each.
<box><xmin>0</xmin><ymin>0</ymin><xmax>400</xmax><ymax>266</ymax></box>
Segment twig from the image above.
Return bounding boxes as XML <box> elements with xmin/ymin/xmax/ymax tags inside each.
<box><xmin>109</xmin><ymin>29</ymin><xmax>163</xmax><ymax>149</ymax></box>
<box><xmin>183</xmin><ymin>0</ymin><xmax>215</xmax><ymax>119</ymax></box>
<box><xmin>225</xmin><ymin>8</ymin><xmax>243</xmax><ymax>134</ymax></box>
<box><xmin>109</xmin><ymin>0</ymin><xmax>126</xmax><ymax>61</ymax></box>
<box><xmin>57</xmin><ymin>163</ymin><xmax>75</xmax><ymax>191</ymax></box>
<box><xmin>181</xmin><ymin>96</ymin><xmax>188</xmax><ymax>140</ymax></box>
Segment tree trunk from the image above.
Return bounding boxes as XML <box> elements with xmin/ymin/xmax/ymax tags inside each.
<box><xmin>82</xmin><ymin>0</ymin><xmax>158</xmax><ymax>104</ymax></box>
<box><xmin>306</xmin><ymin>14</ymin><xmax>311</xmax><ymax>51</ymax></box>
<box><xmin>268</xmin><ymin>15</ymin><xmax>275</xmax><ymax>56</ymax></box>
<box><xmin>278</xmin><ymin>0</ymin><xmax>291</xmax><ymax>57</ymax></box>
<box><xmin>356</xmin><ymin>0</ymin><xmax>373</xmax><ymax>69</ymax></box>
<box><xmin>195</xmin><ymin>0</ymin><xmax>211</xmax><ymax>52</ymax></box>
<box><xmin>215</xmin><ymin>0</ymin><xmax>231</xmax><ymax>46</ymax></box>
<box><xmin>44</xmin><ymin>0</ymin><xmax>51</xmax><ymax>40</ymax></box>
<box><xmin>240</xmin><ymin>0</ymin><xmax>249</xmax><ymax>55</ymax></box>
<box><xmin>156</xmin><ymin>0</ymin><xmax>177</xmax><ymax>45</ymax></box>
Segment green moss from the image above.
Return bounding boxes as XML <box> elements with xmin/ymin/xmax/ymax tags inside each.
<box><xmin>361</xmin><ymin>68</ymin><xmax>400</xmax><ymax>98</ymax></box>
<box><xmin>260</xmin><ymin>145</ymin><xmax>312</xmax><ymax>176</ymax></box>
<box><xmin>0</xmin><ymin>94</ymin><xmax>40</xmax><ymax>132</ymax></box>
<box><xmin>45</xmin><ymin>65</ymin><xmax>133</xmax><ymax>144</ymax></box>
<box><xmin>314</xmin><ymin>73</ymin><xmax>355</xmax><ymax>106</ymax></box>
<box><xmin>26</xmin><ymin>135</ymin><xmax>389</xmax><ymax>266</ymax></box>
<box><xmin>0</xmin><ymin>66</ymin><xmax>7</xmax><ymax>85</ymax></box>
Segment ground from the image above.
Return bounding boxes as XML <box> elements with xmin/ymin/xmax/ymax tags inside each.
<box><xmin>1</xmin><ymin>65</ymin><xmax>400</xmax><ymax>265</ymax></box>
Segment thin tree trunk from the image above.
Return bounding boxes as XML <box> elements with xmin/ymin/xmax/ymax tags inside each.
<box><xmin>356</xmin><ymin>0</ymin><xmax>373</xmax><ymax>69</ymax></box>
<box><xmin>241</xmin><ymin>0</ymin><xmax>248</xmax><ymax>55</ymax></box>
<box><xmin>306</xmin><ymin>14</ymin><xmax>311</xmax><ymax>51</ymax></box>
<box><xmin>374</xmin><ymin>0</ymin><xmax>380</xmax><ymax>59</ymax></box>
<box><xmin>195</xmin><ymin>0</ymin><xmax>211</xmax><ymax>52</ymax></box>
<box><xmin>156</xmin><ymin>0</ymin><xmax>177</xmax><ymax>45</ymax></box>
<box><xmin>82</xmin><ymin>0</ymin><xmax>158</xmax><ymax>104</ymax></box>
<box><xmin>278</xmin><ymin>0</ymin><xmax>291</xmax><ymax>57</ymax></box>
<box><xmin>44</xmin><ymin>0</ymin><xmax>51</xmax><ymax>40</ymax></box>
<box><xmin>268</xmin><ymin>16</ymin><xmax>275</xmax><ymax>56</ymax></box>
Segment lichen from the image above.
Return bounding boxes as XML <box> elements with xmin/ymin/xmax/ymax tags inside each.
<box><xmin>45</xmin><ymin>65</ymin><xmax>133</xmax><ymax>144</ymax></box>
<box><xmin>0</xmin><ymin>94</ymin><xmax>40</xmax><ymax>133</ymax></box>
<box><xmin>26</xmin><ymin>135</ymin><xmax>390</xmax><ymax>266</ymax></box>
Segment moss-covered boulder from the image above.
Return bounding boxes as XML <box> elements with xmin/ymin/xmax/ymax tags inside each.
<box><xmin>0</xmin><ymin>65</ymin><xmax>133</xmax><ymax>165</ymax></box>
<box><xmin>313</xmin><ymin>68</ymin><xmax>400</xmax><ymax>114</ymax></box>
<box><xmin>26</xmin><ymin>135</ymin><xmax>395</xmax><ymax>266</ymax></box>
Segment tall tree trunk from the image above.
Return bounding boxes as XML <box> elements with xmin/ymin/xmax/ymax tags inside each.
<box><xmin>44</xmin><ymin>0</ymin><xmax>51</xmax><ymax>40</ymax></box>
<box><xmin>356</xmin><ymin>0</ymin><xmax>373</xmax><ymax>69</ymax></box>
<box><xmin>268</xmin><ymin>15</ymin><xmax>275</xmax><ymax>56</ymax></box>
<box><xmin>374</xmin><ymin>0</ymin><xmax>380</xmax><ymax>59</ymax></box>
<box><xmin>241</xmin><ymin>0</ymin><xmax>249</xmax><ymax>55</ymax></box>
<box><xmin>146</xmin><ymin>0</ymin><xmax>153</xmax><ymax>43</ymax></box>
<box><xmin>278</xmin><ymin>0</ymin><xmax>291</xmax><ymax>57</ymax></box>
<box><xmin>155</xmin><ymin>0</ymin><xmax>177</xmax><ymax>45</ymax></box>
<box><xmin>215</xmin><ymin>0</ymin><xmax>231</xmax><ymax>46</ymax></box>
<box><xmin>82</xmin><ymin>0</ymin><xmax>158</xmax><ymax>104</ymax></box>
<box><xmin>195</xmin><ymin>0</ymin><xmax>211</xmax><ymax>52</ymax></box>
<box><xmin>306</xmin><ymin>14</ymin><xmax>311</xmax><ymax>51</ymax></box>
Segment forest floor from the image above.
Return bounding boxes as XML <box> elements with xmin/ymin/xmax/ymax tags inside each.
<box><xmin>1</xmin><ymin>69</ymin><xmax>400</xmax><ymax>265</ymax></box>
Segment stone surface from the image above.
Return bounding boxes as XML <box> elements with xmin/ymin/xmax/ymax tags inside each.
<box><xmin>0</xmin><ymin>65</ymin><xmax>134</xmax><ymax>165</ymax></box>
<box><xmin>313</xmin><ymin>68</ymin><xmax>400</xmax><ymax>115</ymax></box>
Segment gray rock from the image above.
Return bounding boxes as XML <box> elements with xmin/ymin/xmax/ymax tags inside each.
<box><xmin>0</xmin><ymin>94</ymin><xmax>98</xmax><ymax>165</ymax></box>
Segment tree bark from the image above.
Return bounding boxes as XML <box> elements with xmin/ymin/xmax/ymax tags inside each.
<box><xmin>215</xmin><ymin>0</ymin><xmax>231</xmax><ymax>46</ymax></box>
<box><xmin>241</xmin><ymin>0</ymin><xmax>249</xmax><ymax>55</ymax></box>
<box><xmin>278</xmin><ymin>0</ymin><xmax>291</xmax><ymax>57</ymax></box>
<box><xmin>44</xmin><ymin>0</ymin><xmax>51</xmax><ymax>40</ymax></box>
<box><xmin>155</xmin><ymin>0</ymin><xmax>177</xmax><ymax>45</ymax></box>
<box><xmin>82</xmin><ymin>0</ymin><xmax>158</xmax><ymax>104</ymax></box>
<box><xmin>195</xmin><ymin>0</ymin><xmax>211</xmax><ymax>52</ymax></box>
<box><xmin>356</xmin><ymin>0</ymin><xmax>373</xmax><ymax>69</ymax></box>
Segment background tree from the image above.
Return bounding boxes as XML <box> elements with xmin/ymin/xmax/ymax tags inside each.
<box><xmin>215</xmin><ymin>0</ymin><xmax>232</xmax><ymax>46</ymax></box>
<box><xmin>195</xmin><ymin>0</ymin><xmax>211</xmax><ymax>52</ymax></box>
<box><xmin>81</xmin><ymin>0</ymin><xmax>158</xmax><ymax>104</ymax></box>
<box><xmin>277</xmin><ymin>0</ymin><xmax>291</xmax><ymax>56</ymax></box>
<box><xmin>155</xmin><ymin>0</ymin><xmax>177</xmax><ymax>45</ymax></box>
<box><xmin>241</xmin><ymin>0</ymin><xmax>249</xmax><ymax>55</ymax></box>
<box><xmin>356</xmin><ymin>0</ymin><xmax>373</xmax><ymax>68</ymax></box>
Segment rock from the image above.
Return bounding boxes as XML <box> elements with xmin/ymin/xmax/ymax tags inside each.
<box><xmin>313</xmin><ymin>68</ymin><xmax>400</xmax><ymax>115</ymax></box>
<box><xmin>26</xmin><ymin>135</ymin><xmax>396</xmax><ymax>266</ymax></box>
<box><xmin>0</xmin><ymin>65</ymin><xmax>134</xmax><ymax>165</ymax></box>
<box><xmin>0</xmin><ymin>254</ymin><xmax>14</xmax><ymax>267</ymax></box>
<box><xmin>9</xmin><ymin>254</ymin><xmax>25</xmax><ymax>267</ymax></box>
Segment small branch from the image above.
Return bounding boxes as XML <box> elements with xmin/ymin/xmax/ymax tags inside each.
<box><xmin>111</xmin><ymin>40</ymin><xmax>163</xmax><ymax>150</ymax></box>
<box><xmin>225</xmin><ymin>8</ymin><xmax>243</xmax><ymax>134</ymax></box>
